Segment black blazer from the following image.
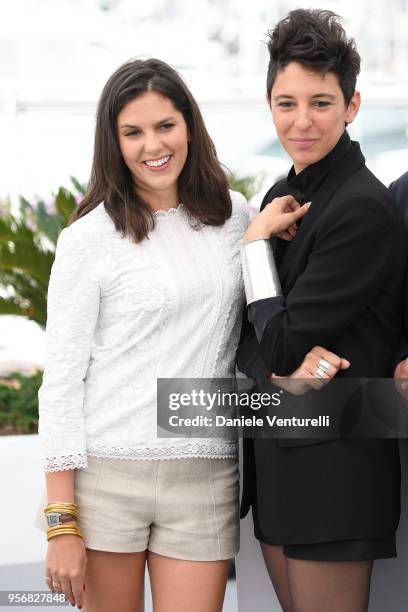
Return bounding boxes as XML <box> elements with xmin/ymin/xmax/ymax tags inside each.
<box><xmin>390</xmin><ymin>170</ymin><xmax>408</xmax><ymax>223</ymax></box>
<box><xmin>239</xmin><ymin>132</ymin><xmax>407</xmax><ymax>381</ymax></box>
<box><xmin>389</xmin><ymin>171</ymin><xmax>408</xmax><ymax>364</ymax></box>
<box><xmin>238</xmin><ymin>132</ymin><xmax>408</xmax><ymax>530</ymax></box>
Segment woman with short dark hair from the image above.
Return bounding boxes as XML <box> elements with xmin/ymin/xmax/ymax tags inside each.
<box><xmin>238</xmin><ymin>9</ymin><xmax>407</xmax><ymax>612</ymax></box>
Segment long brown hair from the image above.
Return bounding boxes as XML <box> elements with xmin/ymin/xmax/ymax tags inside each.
<box><xmin>71</xmin><ymin>58</ymin><xmax>232</xmax><ymax>241</ymax></box>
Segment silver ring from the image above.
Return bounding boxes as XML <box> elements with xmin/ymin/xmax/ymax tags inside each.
<box><xmin>318</xmin><ymin>358</ymin><xmax>330</xmax><ymax>372</ymax></box>
<box><xmin>315</xmin><ymin>367</ymin><xmax>326</xmax><ymax>378</ymax></box>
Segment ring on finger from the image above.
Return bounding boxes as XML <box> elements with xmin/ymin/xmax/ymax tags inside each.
<box><xmin>52</xmin><ymin>581</ymin><xmax>61</xmax><ymax>589</ymax></box>
<box><xmin>315</xmin><ymin>367</ymin><xmax>326</xmax><ymax>378</ymax></box>
<box><xmin>318</xmin><ymin>358</ymin><xmax>330</xmax><ymax>372</ymax></box>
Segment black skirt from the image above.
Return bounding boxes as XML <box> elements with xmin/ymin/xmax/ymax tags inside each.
<box><xmin>254</xmin><ymin>520</ymin><xmax>396</xmax><ymax>561</ymax></box>
<box><xmin>242</xmin><ymin>437</ymin><xmax>400</xmax><ymax>561</ymax></box>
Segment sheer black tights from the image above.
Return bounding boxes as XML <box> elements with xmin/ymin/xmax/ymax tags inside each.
<box><xmin>260</xmin><ymin>543</ymin><xmax>372</xmax><ymax>612</ymax></box>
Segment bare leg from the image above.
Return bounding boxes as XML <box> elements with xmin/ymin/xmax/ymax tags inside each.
<box><xmin>82</xmin><ymin>549</ymin><xmax>147</xmax><ymax>612</ymax></box>
<box><xmin>147</xmin><ymin>551</ymin><xmax>230</xmax><ymax>612</ymax></box>
<box><xmin>260</xmin><ymin>543</ymin><xmax>294</xmax><ymax>612</ymax></box>
<box><xmin>286</xmin><ymin>557</ymin><xmax>373</xmax><ymax>612</ymax></box>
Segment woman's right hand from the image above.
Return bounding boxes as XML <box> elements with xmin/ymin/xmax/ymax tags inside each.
<box><xmin>244</xmin><ymin>195</ymin><xmax>311</xmax><ymax>242</ymax></box>
<box><xmin>271</xmin><ymin>346</ymin><xmax>350</xmax><ymax>395</ymax></box>
<box><xmin>45</xmin><ymin>531</ymin><xmax>87</xmax><ymax>609</ymax></box>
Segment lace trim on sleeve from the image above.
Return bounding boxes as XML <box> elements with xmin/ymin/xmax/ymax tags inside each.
<box><xmin>44</xmin><ymin>453</ymin><xmax>88</xmax><ymax>472</ymax></box>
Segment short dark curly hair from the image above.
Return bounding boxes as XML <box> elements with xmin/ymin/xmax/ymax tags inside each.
<box><xmin>266</xmin><ymin>9</ymin><xmax>361</xmax><ymax>106</ymax></box>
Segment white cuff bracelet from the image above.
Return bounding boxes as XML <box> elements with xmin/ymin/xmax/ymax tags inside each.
<box><xmin>241</xmin><ymin>239</ymin><xmax>282</xmax><ymax>305</ymax></box>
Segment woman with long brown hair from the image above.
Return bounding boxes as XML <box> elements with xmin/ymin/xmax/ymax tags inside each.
<box><xmin>34</xmin><ymin>58</ymin><xmax>308</xmax><ymax>611</ymax></box>
<box><xmin>34</xmin><ymin>57</ymin><xmax>242</xmax><ymax>612</ymax></box>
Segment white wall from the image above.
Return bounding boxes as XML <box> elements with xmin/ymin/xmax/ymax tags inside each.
<box><xmin>0</xmin><ymin>434</ymin><xmax>47</xmax><ymax>565</ymax></box>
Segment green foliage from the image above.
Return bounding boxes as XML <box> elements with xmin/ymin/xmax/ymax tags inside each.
<box><xmin>0</xmin><ymin>177</ymin><xmax>86</xmax><ymax>328</ymax></box>
<box><xmin>55</xmin><ymin>187</ymin><xmax>77</xmax><ymax>226</ymax></box>
<box><xmin>0</xmin><ymin>196</ymin><xmax>11</xmax><ymax>217</ymax></box>
<box><xmin>69</xmin><ymin>175</ymin><xmax>86</xmax><ymax>195</ymax></box>
<box><xmin>0</xmin><ymin>371</ymin><xmax>42</xmax><ymax>434</ymax></box>
<box><xmin>229</xmin><ymin>173</ymin><xmax>263</xmax><ymax>201</ymax></box>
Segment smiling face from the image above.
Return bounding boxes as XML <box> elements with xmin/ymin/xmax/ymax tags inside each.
<box><xmin>269</xmin><ymin>62</ymin><xmax>360</xmax><ymax>173</ymax></box>
<box><xmin>117</xmin><ymin>91</ymin><xmax>189</xmax><ymax>209</ymax></box>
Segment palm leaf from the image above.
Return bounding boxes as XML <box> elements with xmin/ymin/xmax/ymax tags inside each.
<box><xmin>55</xmin><ymin>187</ymin><xmax>76</xmax><ymax>224</ymax></box>
<box><xmin>0</xmin><ymin>180</ymin><xmax>84</xmax><ymax>328</ymax></box>
<box><xmin>70</xmin><ymin>176</ymin><xmax>87</xmax><ymax>195</ymax></box>
<box><xmin>0</xmin><ymin>243</ymin><xmax>54</xmax><ymax>290</ymax></box>
<box><xmin>0</xmin><ymin>297</ymin><xmax>28</xmax><ymax>318</ymax></box>
<box><xmin>0</xmin><ymin>272</ymin><xmax>47</xmax><ymax>326</ymax></box>
<box><xmin>229</xmin><ymin>174</ymin><xmax>263</xmax><ymax>200</ymax></box>
<box><xmin>0</xmin><ymin>216</ymin><xmax>38</xmax><ymax>248</ymax></box>
<box><xmin>34</xmin><ymin>201</ymin><xmax>63</xmax><ymax>246</ymax></box>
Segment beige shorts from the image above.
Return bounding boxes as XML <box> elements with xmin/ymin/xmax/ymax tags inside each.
<box><xmin>34</xmin><ymin>456</ymin><xmax>239</xmax><ymax>561</ymax></box>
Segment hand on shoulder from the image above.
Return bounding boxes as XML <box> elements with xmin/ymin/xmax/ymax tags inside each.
<box><xmin>244</xmin><ymin>195</ymin><xmax>310</xmax><ymax>242</ymax></box>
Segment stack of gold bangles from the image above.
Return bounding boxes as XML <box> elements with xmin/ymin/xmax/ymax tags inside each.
<box><xmin>43</xmin><ymin>502</ymin><xmax>83</xmax><ymax>542</ymax></box>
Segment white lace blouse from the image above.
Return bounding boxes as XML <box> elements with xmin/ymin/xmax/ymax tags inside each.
<box><xmin>38</xmin><ymin>190</ymin><xmax>250</xmax><ymax>472</ymax></box>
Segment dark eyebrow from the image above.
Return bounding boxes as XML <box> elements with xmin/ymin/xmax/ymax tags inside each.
<box><xmin>273</xmin><ymin>93</ymin><xmax>336</xmax><ymax>101</ymax></box>
<box><xmin>155</xmin><ymin>116</ymin><xmax>177</xmax><ymax>125</ymax></box>
<box><xmin>311</xmin><ymin>93</ymin><xmax>336</xmax><ymax>99</ymax></box>
<box><xmin>119</xmin><ymin>116</ymin><xmax>176</xmax><ymax>130</ymax></box>
<box><xmin>273</xmin><ymin>95</ymin><xmax>294</xmax><ymax>101</ymax></box>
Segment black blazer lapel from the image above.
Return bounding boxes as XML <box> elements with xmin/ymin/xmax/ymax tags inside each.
<box><xmin>277</xmin><ymin>144</ymin><xmax>365</xmax><ymax>291</ymax></box>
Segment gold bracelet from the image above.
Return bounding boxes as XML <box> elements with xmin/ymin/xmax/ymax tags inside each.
<box><xmin>47</xmin><ymin>524</ymin><xmax>80</xmax><ymax>532</ymax></box>
<box><xmin>47</xmin><ymin>528</ymin><xmax>81</xmax><ymax>538</ymax></box>
<box><xmin>44</xmin><ymin>510</ymin><xmax>79</xmax><ymax>518</ymax></box>
<box><xmin>47</xmin><ymin>524</ymin><xmax>79</xmax><ymax>533</ymax></box>
<box><xmin>47</xmin><ymin>522</ymin><xmax>78</xmax><ymax>533</ymax></box>
<box><xmin>47</xmin><ymin>526</ymin><xmax>83</xmax><ymax>541</ymax></box>
<box><xmin>47</xmin><ymin>532</ymin><xmax>82</xmax><ymax>542</ymax></box>
<box><xmin>47</xmin><ymin>523</ymin><xmax>80</xmax><ymax>533</ymax></box>
<box><xmin>44</xmin><ymin>509</ymin><xmax>79</xmax><ymax>520</ymax></box>
<box><xmin>44</xmin><ymin>502</ymin><xmax>79</xmax><ymax>512</ymax></box>
<box><xmin>44</xmin><ymin>503</ymin><xmax>79</xmax><ymax>519</ymax></box>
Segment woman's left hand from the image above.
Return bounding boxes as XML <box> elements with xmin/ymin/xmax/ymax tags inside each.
<box><xmin>271</xmin><ymin>346</ymin><xmax>350</xmax><ymax>396</ymax></box>
<box><xmin>244</xmin><ymin>195</ymin><xmax>311</xmax><ymax>243</ymax></box>
<box><xmin>394</xmin><ymin>358</ymin><xmax>408</xmax><ymax>401</ymax></box>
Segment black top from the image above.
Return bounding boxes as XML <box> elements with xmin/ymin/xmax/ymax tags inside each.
<box><xmin>238</xmin><ymin>130</ymin><xmax>407</xmax><ymax>379</ymax></box>
<box><xmin>237</xmin><ymin>132</ymin><xmax>408</xmax><ymax>538</ymax></box>
<box><xmin>390</xmin><ymin>170</ymin><xmax>408</xmax><ymax>222</ymax></box>
<box><xmin>389</xmin><ymin>171</ymin><xmax>408</xmax><ymax>365</ymax></box>
<box><xmin>248</xmin><ymin>132</ymin><xmax>352</xmax><ymax>342</ymax></box>
<box><xmin>285</xmin><ymin>129</ymin><xmax>351</xmax><ymax>203</ymax></box>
